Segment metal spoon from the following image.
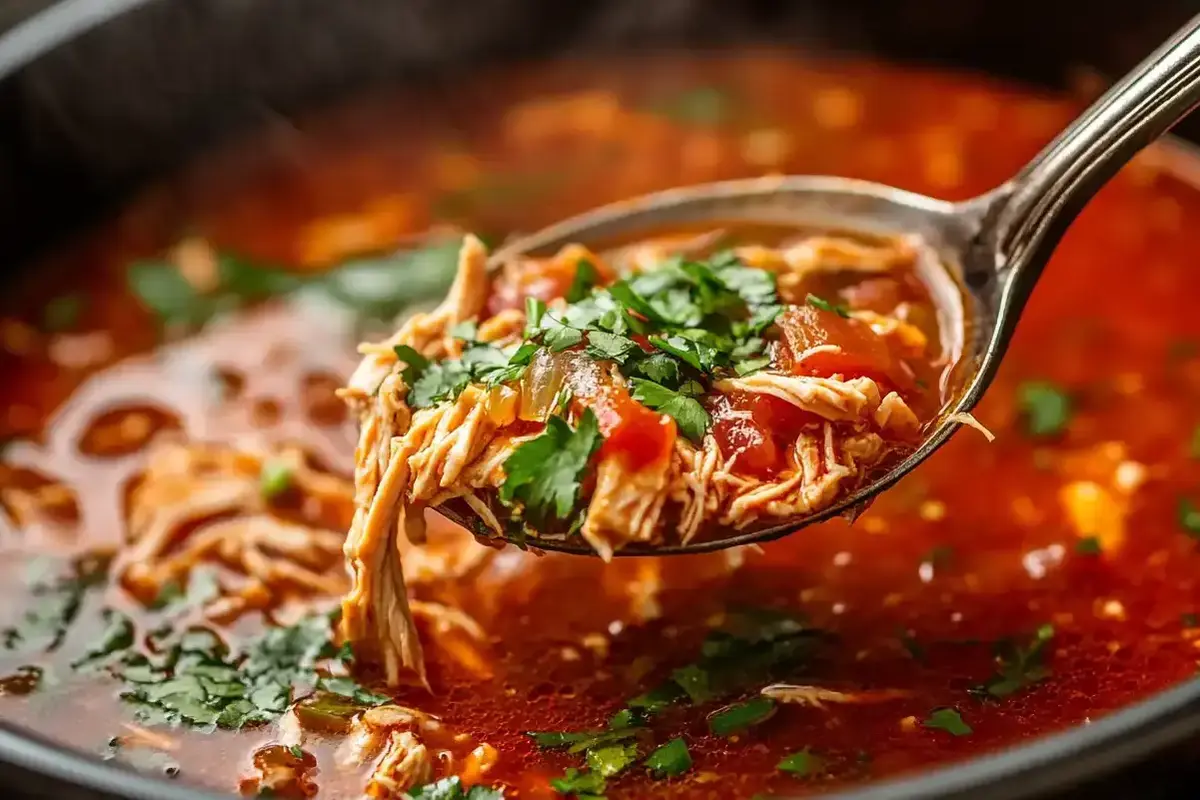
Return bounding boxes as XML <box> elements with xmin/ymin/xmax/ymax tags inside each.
<box><xmin>437</xmin><ymin>15</ymin><xmax>1200</xmax><ymax>556</ymax></box>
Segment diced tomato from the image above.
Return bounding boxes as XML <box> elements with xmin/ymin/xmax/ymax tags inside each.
<box><xmin>708</xmin><ymin>391</ymin><xmax>817</xmax><ymax>478</ymax></box>
<box><xmin>565</xmin><ymin>358</ymin><xmax>675</xmax><ymax>470</ymax></box>
<box><xmin>776</xmin><ymin>304</ymin><xmax>900</xmax><ymax>387</ymax></box>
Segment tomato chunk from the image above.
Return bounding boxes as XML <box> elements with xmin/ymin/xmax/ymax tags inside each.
<box><xmin>776</xmin><ymin>304</ymin><xmax>900</xmax><ymax>386</ymax></box>
<box><xmin>708</xmin><ymin>391</ymin><xmax>817</xmax><ymax>479</ymax></box>
<box><xmin>564</xmin><ymin>357</ymin><xmax>675</xmax><ymax>470</ymax></box>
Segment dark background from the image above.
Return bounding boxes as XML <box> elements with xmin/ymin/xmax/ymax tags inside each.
<box><xmin>0</xmin><ymin>1</ymin><xmax>1197</xmax><ymax>797</ymax></box>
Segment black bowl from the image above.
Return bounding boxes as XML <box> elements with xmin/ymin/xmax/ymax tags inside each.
<box><xmin>1</xmin><ymin>1</ymin><xmax>1198</xmax><ymax>798</ymax></box>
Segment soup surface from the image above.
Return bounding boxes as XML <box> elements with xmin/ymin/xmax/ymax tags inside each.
<box><xmin>1</xmin><ymin>54</ymin><xmax>1200</xmax><ymax>799</ymax></box>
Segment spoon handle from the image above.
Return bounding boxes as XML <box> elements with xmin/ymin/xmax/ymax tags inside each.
<box><xmin>993</xmin><ymin>14</ymin><xmax>1200</xmax><ymax>277</ymax></box>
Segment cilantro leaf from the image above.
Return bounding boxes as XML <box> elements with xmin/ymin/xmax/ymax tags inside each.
<box><xmin>566</xmin><ymin>260</ymin><xmax>601</xmax><ymax>303</ymax></box>
<box><xmin>1074</xmin><ymin>536</ymin><xmax>1102</xmax><ymax>555</ymax></box>
<box><xmin>448</xmin><ymin>320</ymin><xmax>478</xmax><ymax>341</ymax></box>
<box><xmin>645</xmin><ymin>738</ymin><xmax>692</xmax><ymax>777</ymax></box>
<box><xmin>525</xmin><ymin>297</ymin><xmax>547</xmax><ymax>335</ymax></box>
<box><xmin>587</xmin><ymin>741</ymin><xmax>639</xmax><ymax>778</ymax></box>
<box><xmin>734</xmin><ymin>355</ymin><xmax>772</xmax><ymax>376</ymax></box>
<box><xmin>777</xmin><ymin>748</ymin><xmax>824</xmax><ymax>777</ymax></box>
<box><xmin>708</xmin><ymin>697</ymin><xmax>777</xmax><ymax>736</ymax></box>
<box><xmin>971</xmin><ymin>623</ymin><xmax>1055</xmax><ymax>699</ymax></box>
<box><xmin>392</xmin><ymin>345</ymin><xmax>431</xmax><ymax>386</ymax></box>
<box><xmin>407</xmin><ymin>776</ymin><xmax>507</xmax><ymax>799</ymax></box>
<box><xmin>1016</xmin><ymin>380</ymin><xmax>1072</xmax><ymax>437</ymax></box>
<box><xmin>629</xmin><ymin>353</ymin><xmax>682</xmax><ymax>388</ymax></box>
<box><xmin>541</xmin><ymin>317</ymin><xmax>584</xmax><ymax>353</ymax></box>
<box><xmin>550</xmin><ymin>767</ymin><xmax>606</xmax><ymax>798</ymax></box>
<box><xmin>585</xmin><ymin>331</ymin><xmax>638</xmax><ymax>364</ymax></box>
<box><xmin>629</xmin><ymin>379</ymin><xmax>710</xmax><ymax>441</ymax></box>
<box><xmin>1179</xmin><ymin>497</ymin><xmax>1200</xmax><ymax>537</ymax></box>
<box><xmin>806</xmin><ymin>293</ymin><xmax>850</xmax><ymax>318</ymax></box>
<box><xmin>259</xmin><ymin>458</ymin><xmax>293</xmax><ymax>500</ymax></box>
<box><xmin>499</xmin><ymin>410</ymin><xmax>603</xmax><ymax>529</ymax></box>
<box><xmin>923</xmin><ymin>707</ymin><xmax>972</xmax><ymax>736</ymax></box>
<box><xmin>408</xmin><ymin>361</ymin><xmax>472</xmax><ymax>408</ymax></box>
<box><xmin>317</xmin><ymin>675</ymin><xmax>390</xmax><ymax>707</ymax></box>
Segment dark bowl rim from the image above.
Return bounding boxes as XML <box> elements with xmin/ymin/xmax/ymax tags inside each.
<box><xmin>2</xmin><ymin>2</ymin><xmax>1200</xmax><ymax>799</ymax></box>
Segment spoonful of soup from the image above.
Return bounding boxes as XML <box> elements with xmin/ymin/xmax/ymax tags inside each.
<box><xmin>339</xmin><ymin>14</ymin><xmax>1200</xmax><ymax>581</ymax></box>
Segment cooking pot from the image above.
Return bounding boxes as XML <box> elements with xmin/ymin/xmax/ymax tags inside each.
<box><xmin>0</xmin><ymin>1</ymin><xmax>1197</xmax><ymax>797</ymax></box>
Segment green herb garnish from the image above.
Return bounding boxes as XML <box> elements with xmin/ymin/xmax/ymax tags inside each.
<box><xmin>923</xmin><ymin>707</ymin><xmax>972</xmax><ymax>736</ymax></box>
<box><xmin>971</xmin><ymin>623</ymin><xmax>1055</xmax><ymax>699</ymax></box>
<box><xmin>1179</xmin><ymin>497</ymin><xmax>1200</xmax><ymax>538</ymax></box>
<box><xmin>629</xmin><ymin>378</ymin><xmax>710</xmax><ymax>442</ymax></box>
<box><xmin>1016</xmin><ymin>380</ymin><xmax>1072</xmax><ymax>437</ymax></box>
<box><xmin>408</xmin><ymin>776</ymin><xmax>505</xmax><ymax>799</ymax></box>
<box><xmin>777</xmin><ymin>748</ymin><xmax>825</xmax><ymax>777</ymax></box>
<box><xmin>258</xmin><ymin>459</ymin><xmax>293</xmax><ymax>501</ymax></box>
<box><xmin>1074</xmin><ymin>536</ymin><xmax>1102</xmax><ymax>556</ymax></box>
<box><xmin>708</xmin><ymin>696</ymin><xmax>777</xmax><ymax>736</ymax></box>
<box><xmin>499</xmin><ymin>409</ymin><xmax>603</xmax><ymax>531</ymax></box>
<box><xmin>566</xmin><ymin>260</ymin><xmax>601</xmax><ymax>303</ymax></box>
<box><xmin>550</xmin><ymin>767</ymin><xmax>607</xmax><ymax>799</ymax></box>
<box><xmin>645</xmin><ymin>737</ymin><xmax>692</xmax><ymax>777</ymax></box>
<box><xmin>805</xmin><ymin>293</ymin><xmax>850</xmax><ymax>318</ymax></box>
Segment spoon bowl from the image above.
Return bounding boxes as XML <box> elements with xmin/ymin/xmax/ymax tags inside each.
<box><xmin>437</xmin><ymin>14</ymin><xmax>1200</xmax><ymax>555</ymax></box>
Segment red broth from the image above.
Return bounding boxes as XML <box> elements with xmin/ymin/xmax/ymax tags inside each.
<box><xmin>0</xmin><ymin>54</ymin><xmax>1198</xmax><ymax>798</ymax></box>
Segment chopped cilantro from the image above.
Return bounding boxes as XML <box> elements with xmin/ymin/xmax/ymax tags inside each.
<box><xmin>392</xmin><ymin>345</ymin><xmax>431</xmax><ymax>386</ymax></box>
<box><xmin>1179</xmin><ymin>497</ymin><xmax>1200</xmax><ymax>538</ymax></box>
<box><xmin>585</xmin><ymin>331</ymin><xmax>638</xmax><ymax>364</ymax></box>
<box><xmin>127</xmin><ymin>262</ymin><xmax>211</xmax><ymax>329</ymax></box>
<box><xmin>777</xmin><ymin>748</ymin><xmax>824</xmax><ymax>777</ymax></box>
<box><xmin>566</xmin><ymin>260</ymin><xmax>601</xmax><ymax>303</ymax></box>
<box><xmin>629</xmin><ymin>378</ymin><xmax>710</xmax><ymax>441</ymax></box>
<box><xmin>1183</xmin><ymin>613</ymin><xmax>1199</xmax><ymax>629</ymax></box>
<box><xmin>42</xmin><ymin>294</ymin><xmax>84</xmax><ymax>332</ymax></box>
<box><xmin>629</xmin><ymin>353</ymin><xmax>683</xmax><ymax>387</ymax></box>
<box><xmin>971</xmin><ymin>623</ymin><xmax>1055</xmax><ymax>699</ymax></box>
<box><xmin>448</xmin><ymin>320</ymin><xmax>478</xmax><ymax>341</ymax></box>
<box><xmin>923</xmin><ymin>707</ymin><xmax>972</xmax><ymax>736</ymax></box>
<box><xmin>550</xmin><ymin>767</ymin><xmax>607</xmax><ymax>799</ymax></box>
<box><xmin>708</xmin><ymin>696</ymin><xmax>777</xmax><ymax>736</ymax></box>
<box><xmin>525</xmin><ymin>297</ymin><xmax>547</xmax><ymax>334</ymax></box>
<box><xmin>287</xmin><ymin>745</ymin><xmax>304</xmax><ymax>759</ymax></box>
<box><xmin>500</xmin><ymin>409</ymin><xmax>602</xmax><ymax>530</ymax></box>
<box><xmin>409</xmin><ymin>361</ymin><xmax>472</xmax><ymax>408</ymax></box>
<box><xmin>645</xmin><ymin>738</ymin><xmax>691</xmax><ymax>777</ymax></box>
<box><xmin>72</xmin><ymin>609</ymin><xmax>134</xmax><ymax>669</ymax></box>
<box><xmin>587</xmin><ymin>741</ymin><xmax>639</xmax><ymax>778</ymax></box>
<box><xmin>258</xmin><ymin>459</ymin><xmax>293</xmax><ymax>501</ymax></box>
<box><xmin>3</xmin><ymin>556</ymin><xmax>108</xmax><ymax>653</ymax></box>
<box><xmin>113</xmin><ymin>613</ymin><xmax>343</xmax><ymax>730</ymax></box>
<box><xmin>320</xmin><ymin>239</ymin><xmax>461</xmax><ymax>321</ymax></box>
<box><xmin>408</xmin><ymin>776</ymin><xmax>506</xmax><ymax>799</ymax></box>
<box><xmin>806</xmin><ymin>293</ymin><xmax>850</xmax><ymax>318</ymax></box>
<box><xmin>1074</xmin><ymin>536</ymin><xmax>1102</xmax><ymax>556</ymax></box>
<box><xmin>734</xmin><ymin>354</ymin><xmax>773</xmax><ymax>376</ymax></box>
<box><xmin>1016</xmin><ymin>380</ymin><xmax>1072</xmax><ymax>437</ymax></box>
<box><xmin>317</xmin><ymin>675</ymin><xmax>389</xmax><ymax>707</ymax></box>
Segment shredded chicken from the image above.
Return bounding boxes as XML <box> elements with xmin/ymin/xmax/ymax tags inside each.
<box><xmin>341</xmin><ymin>232</ymin><xmax>934</xmax><ymax>683</ymax></box>
<box><xmin>121</xmin><ymin>439</ymin><xmax>353</xmax><ymax>614</ymax></box>
<box><xmin>761</xmin><ymin>683</ymin><xmax>913</xmax><ymax>708</ymax></box>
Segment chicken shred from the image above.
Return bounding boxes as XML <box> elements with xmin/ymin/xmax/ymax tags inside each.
<box><xmin>341</xmin><ymin>232</ymin><xmax>932</xmax><ymax>683</ymax></box>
